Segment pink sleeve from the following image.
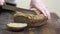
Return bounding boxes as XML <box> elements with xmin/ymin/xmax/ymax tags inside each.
<box><xmin>30</xmin><ymin>0</ymin><xmax>51</xmax><ymax>19</ymax></box>
<box><xmin>0</xmin><ymin>0</ymin><xmax>5</xmax><ymax>6</ymax></box>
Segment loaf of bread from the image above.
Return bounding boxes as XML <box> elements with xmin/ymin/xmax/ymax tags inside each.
<box><xmin>14</xmin><ymin>8</ymin><xmax>47</xmax><ymax>26</ymax></box>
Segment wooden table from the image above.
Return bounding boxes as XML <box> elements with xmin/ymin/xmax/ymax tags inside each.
<box><xmin>0</xmin><ymin>12</ymin><xmax>60</xmax><ymax>34</ymax></box>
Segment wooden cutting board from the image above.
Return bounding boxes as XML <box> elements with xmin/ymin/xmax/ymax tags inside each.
<box><xmin>0</xmin><ymin>13</ymin><xmax>60</xmax><ymax>34</ymax></box>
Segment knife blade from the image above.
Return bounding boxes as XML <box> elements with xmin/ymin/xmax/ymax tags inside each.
<box><xmin>2</xmin><ymin>4</ymin><xmax>36</xmax><ymax>14</ymax></box>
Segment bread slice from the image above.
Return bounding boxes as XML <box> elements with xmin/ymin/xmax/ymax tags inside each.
<box><xmin>6</xmin><ymin>23</ymin><xmax>27</xmax><ymax>31</ymax></box>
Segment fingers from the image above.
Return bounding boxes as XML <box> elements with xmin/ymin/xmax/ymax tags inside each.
<box><xmin>0</xmin><ymin>0</ymin><xmax>5</xmax><ymax>6</ymax></box>
<box><xmin>30</xmin><ymin>0</ymin><xmax>51</xmax><ymax>19</ymax></box>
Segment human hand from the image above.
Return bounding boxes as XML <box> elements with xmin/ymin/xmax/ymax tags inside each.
<box><xmin>0</xmin><ymin>0</ymin><xmax>5</xmax><ymax>6</ymax></box>
<box><xmin>30</xmin><ymin>0</ymin><xmax>51</xmax><ymax>19</ymax></box>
